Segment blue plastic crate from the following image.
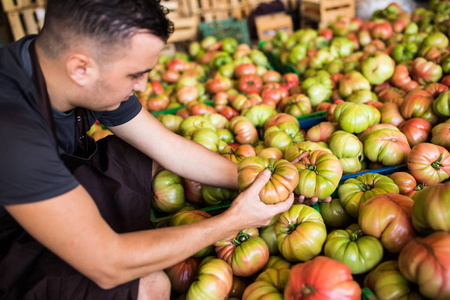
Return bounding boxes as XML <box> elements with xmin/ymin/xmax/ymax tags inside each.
<box><xmin>198</xmin><ymin>18</ymin><xmax>251</xmax><ymax>45</ymax></box>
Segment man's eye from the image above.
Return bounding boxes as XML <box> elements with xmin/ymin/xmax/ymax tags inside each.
<box><xmin>131</xmin><ymin>73</ymin><xmax>144</xmax><ymax>79</ymax></box>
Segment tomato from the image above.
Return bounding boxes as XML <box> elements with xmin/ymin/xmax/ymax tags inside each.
<box><xmin>228</xmin><ymin>276</ymin><xmax>247</xmax><ymax>299</ymax></box>
<box><xmin>284</xmin><ymin>256</ymin><xmax>362</xmax><ymax>300</ymax></box>
<box><xmin>201</xmin><ymin>184</ymin><xmax>239</xmax><ymax>207</ymax></box>
<box><xmin>359</xmin><ymin>193</ymin><xmax>416</xmax><ymax>253</ymax></box>
<box><xmin>230</xmin><ymin>116</ymin><xmax>259</xmax><ymax>145</ymax></box>
<box><xmin>221</xmin><ymin>144</ymin><xmax>255</xmax><ymax>164</ymax></box>
<box><xmin>306</xmin><ymin>122</ymin><xmax>337</xmax><ymax>144</ymax></box>
<box><xmin>219</xmin><ymin>106</ymin><xmax>239</xmax><ymax>120</ymax></box>
<box><xmin>179</xmin><ymin>115</ymin><xmax>216</xmax><ymax>138</ymax></box>
<box><xmin>284</xmin><ymin>141</ymin><xmax>332</xmax><ymax>163</ymax></box>
<box><xmin>431</xmin><ymin>120</ymin><xmax>450</xmax><ymax>150</ymax></box>
<box><xmin>334</xmin><ymin>102</ymin><xmax>380</xmax><ymax>134</ymax></box>
<box><xmin>338</xmin><ymin>173</ymin><xmax>400</xmax><ymax>218</ymax></box>
<box><xmin>238</xmin><ymin>156</ymin><xmax>299</xmax><ymax>204</ymax></box>
<box><xmin>257</xmin><ymin>147</ymin><xmax>284</xmax><ymax>160</ymax></box>
<box><xmin>412</xmin><ymin>181</ymin><xmax>450</xmax><ymax>235</ymax></box>
<box><xmin>411</xmin><ymin>57</ymin><xmax>443</xmax><ymax>85</ymax></box>
<box><xmin>319</xmin><ymin>198</ymin><xmax>354</xmax><ymax>229</ymax></box>
<box><xmin>187</xmin><ymin>257</ymin><xmax>233</xmax><ymax>300</ymax></box>
<box><xmin>363</xmin><ymin>128</ymin><xmax>411</xmax><ymax>166</ymax></box>
<box><xmin>275</xmin><ymin>204</ymin><xmax>327</xmax><ymax>262</ymax></box>
<box><xmin>400</xmin><ymin>89</ymin><xmax>439</xmax><ymax>125</ymax></box>
<box><xmin>398</xmin><ymin>118</ymin><xmax>432</xmax><ymax>147</ymax></box>
<box><xmin>358</xmin><ymin>123</ymin><xmax>400</xmax><ymax>144</ymax></box>
<box><xmin>152</xmin><ymin>170</ymin><xmax>185</xmax><ymax>213</ymax></box>
<box><xmin>179</xmin><ymin>178</ymin><xmax>202</xmax><ymax>205</ymax></box>
<box><xmin>238</xmin><ymin>75</ymin><xmax>263</xmax><ymax>94</ymax></box>
<box><xmin>263</xmin><ymin>255</ymin><xmax>291</xmax><ymax>271</ymax></box>
<box><xmin>242</xmin><ymin>268</ymin><xmax>290</xmax><ymax>300</ymax></box>
<box><xmin>190</xmin><ymin>128</ymin><xmax>220</xmax><ymax>152</ymax></box>
<box><xmin>241</xmin><ymin>104</ymin><xmax>276</xmax><ymax>128</ymax></box>
<box><xmin>338</xmin><ymin>71</ymin><xmax>371</xmax><ymax>99</ymax></box>
<box><xmin>407</xmin><ymin>143</ymin><xmax>450</xmax><ymax>185</ymax></box>
<box><xmin>264</xmin><ymin>122</ymin><xmax>305</xmax><ymax>153</ymax></box>
<box><xmin>398</xmin><ymin>232</ymin><xmax>450</xmax><ymax>300</ymax></box>
<box><xmin>364</xmin><ymin>260</ymin><xmax>415</xmax><ymax>300</ymax></box>
<box><xmin>379</xmin><ymin>102</ymin><xmax>406</xmax><ymax>126</ymax></box>
<box><xmin>277</xmin><ymin>94</ymin><xmax>312</xmax><ymax>117</ymax></box>
<box><xmin>259</xmin><ymin>215</ymin><xmax>280</xmax><ymax>255</ymax></box>
<box><xmin>235</xmin><ymin>63</ymin><xmax>257</xmax><ymax>78</ymax></box>
<box><xmin>324</xmin><ymin>224</ymin><xmax>384</xmax><ymax>274</ymax></box>
<box><xmin>264</xmin><ymin>113</ymin><xmax>299</xmax><ymax>131</ymax></box>
<box><xmin>165</xmin><ymin>257</ymin><xmax>201</xmax><ymax>294</ymax></box>
<box><xmin>389</xmin><ymin>172</ymin><xmax>417</xmax><ymax>194</ymax></box>
<box><xmin>215</xmin><ymin>228</ymin><xmax>269</xmax><ymax>277</ymax></box>
<box><xmin>157</xmin><ymin>114</ymin><xmax>183</xmax><ymax>134</ymax></box>
<box><xmin>294</xmin><ymin>150</ymin><xmax>343</xmax><ymax>200</ymax></box>
<box><xmin>433</xmin><ymin>90</ymin><xmax>450</xmax><ymax>117</ymax></box>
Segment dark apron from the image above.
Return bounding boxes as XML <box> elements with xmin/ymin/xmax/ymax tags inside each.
<box><xmin>0</xmin><ymin>41</ymin><xmax>154</xmax><ymax>300</ymax></box>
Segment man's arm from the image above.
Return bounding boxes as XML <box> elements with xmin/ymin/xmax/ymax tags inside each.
<box><xmin>108</xmin><ymin>107</ymin><xmax>239</xmax><ymax>190</ymax></box>
<box><xmin>6</xmin><ymin>171</ymin><xmax>293</xmax><ymax>289</ymax></box>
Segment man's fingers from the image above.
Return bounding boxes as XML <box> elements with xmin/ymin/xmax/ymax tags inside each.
<box><xmin>290</xmin><ymin>151</ymin><xmax>310</xmax><ymax>164</ymax></box>
<box><xmin>246</xmin><ymin>169</ymin><xmax>271</xmax><ymax>193</ymax></box>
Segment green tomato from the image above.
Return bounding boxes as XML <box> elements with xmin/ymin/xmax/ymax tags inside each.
<box><xmin>324</xmin><ymin>225</ymin><xmax>384</xmax><ymax>274</ymax></box>
<box><xmin>338</xmin><ymin>173</ymin><xmax>399</xmax><ymax>218</ymax></box>
<box><xmin>319</xmin><ymin>198</ymin><xmax>354</xmax><ymax>228</ymax></box>
<box><xmin>334</xmin><ymin>102</ymin><xmax>380</xmax><ymax>134</ymax></box>
<box><xmin>433</xmin><ymin>90</ymin><xmax>450</xmax><ymax>117</ymax></box>
<box><xmin>152</xmin><ymin>170</ymin><xmax>185</xmax><ymax>213</ymax></box>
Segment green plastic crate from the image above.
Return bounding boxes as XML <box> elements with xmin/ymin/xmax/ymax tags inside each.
<box><xmin>198</xmin><ymin>18</ymin><xmax>251</xmax><ymax>46</ymax></box>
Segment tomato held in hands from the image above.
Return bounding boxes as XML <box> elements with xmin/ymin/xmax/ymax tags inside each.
<box><xmin>238</xmin><ymin>156</ymin><xmax>299</xmax><ymax>204</ymax></box>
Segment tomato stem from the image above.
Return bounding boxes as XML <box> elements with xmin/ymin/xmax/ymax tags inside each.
<box><xmin>306</xmin><ymin>163</ymin><xmax>317</xmax><ymax>172</ymax></box>
<box><xmin>431</xmin><ymin>153</ymin><xmax>444</xmax><ymax>171</ymax></box>
<box><xmin>358</xmin><ymin>183</ymin><xmax>372</xmax><ymax>192</ymax></box>
<box><xmin>292</xmin><ymin>284</ymin><xmax>317</xmax><ymax>298</ymax></box>
<box><xmin>232</xmin><ymin>231</ymin><xmax>250</xmax><ymax>245</ymax></box>
<box><xmin>350</xmin><ymin>230</ymin><xmax>363</xmax><ymax>241</ymax></box>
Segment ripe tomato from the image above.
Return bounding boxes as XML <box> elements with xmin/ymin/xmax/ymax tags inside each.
<box><xmin>238</xmin><ymin>156</ymin><xmax>299</xmax><ymax>204</ymax></box>
<box><xmin>407</xmin><ymin>143</ymin><xmax>450</xmax><ymax>185</ymax></box>
<box><xmin>284</xmin><ymin>256</ymin><xmax>362</xmax><ymax>300</ymax></box>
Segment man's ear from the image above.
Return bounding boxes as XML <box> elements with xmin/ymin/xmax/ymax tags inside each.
<box><xmin>66</xmin><ymin>53</ymin><xmax>99</xmax><ymax>86</ymax></box>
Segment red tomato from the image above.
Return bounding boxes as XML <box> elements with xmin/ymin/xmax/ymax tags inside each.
<box><xmin>359</xmin><ymin>193</ymin><xmax>416</xmax><ymax>253</ymax></box>
<box><xmin>165</xmin><ymin>257</ymin><xmax>201</xmax><ymax>294</ymax></box>
<box><xmin>284</xmin><ymin>256</ymin><xmax>362</xmax><ymax>300</ymax></box>
<box><xmin>214</xmin><ymin>228</ymin><xmax>269</xmax><ymax>277</ymax></box>
<box><xmin>238</xmin><ymin>75</ymin><xmax>263</xmax><ymax>94</ymax></box>
<box><xmin>398</xmin><ymin>232</ymin><xmax>450</xmax><ymax>299</ymax></box>
<box><xmin>398</xmin><ymin>117</ymin><xmax>432</xmax><ymax>147</ymax></box>
<box><xmin>389</xmin><ymin>172</ymin><xmax>417</xmax><ymax>194</ymax></box>
<box><xmin>407</xmin><ymin>143</ymin><xmax>450</xmax><ymax>185</ymax></box>
<box><xmin>222</xmin><ymin>144</ymin><xmax>256</xmax><ymax>163</ymax></box>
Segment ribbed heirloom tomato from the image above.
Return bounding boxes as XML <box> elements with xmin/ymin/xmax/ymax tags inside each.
<box><xmin>284</xmin><ymin>256</ymin><xmax>362</xmax><ymax>300</ymax></box>
<box><xmin>407</xmin><ymin>142</ymin><xmax>450</xmax><ymax>185</ymax></box>
<box><xmin>238</xmin><ymin>156</ymin><xmax>299</xmax><ymax>204</ymax></box>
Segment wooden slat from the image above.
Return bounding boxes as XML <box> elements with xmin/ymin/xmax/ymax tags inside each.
<box><xmin>6</xmin><ymin>5</ymin><xmax>45</xmax><ymax>41</ymax></box>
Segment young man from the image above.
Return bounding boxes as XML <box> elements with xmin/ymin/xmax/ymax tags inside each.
<box><xmin>0</xmin><ymin>0</ymin><xmax>294</xmax><ymax>299</ymax></box>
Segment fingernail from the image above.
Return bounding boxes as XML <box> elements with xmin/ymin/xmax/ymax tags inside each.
<box><xmin>261</xmin><ymin>169</ymin><xmax>270</xmax><ymax>176</ymax></box>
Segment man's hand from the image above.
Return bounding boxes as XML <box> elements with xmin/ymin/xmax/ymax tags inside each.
<box><xmin>228</xmin><ymin>170</ymin><xmax>294</xmax><ymax>229</ymax></box>
<box><xmin>289</xmin><ymin>151</ymin><xmax>333</xmax><ymax>206</ymax></box>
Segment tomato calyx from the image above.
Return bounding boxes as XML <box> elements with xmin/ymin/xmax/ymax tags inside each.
<box><xmin>431</xmin><ymin>153</ymin><xmax>444</xmax><ymax>171</ymax></box>
<box><xmin>350</xmin><ymin>230</ymin><xmax>363</xmax><ymax>242</ymax></box>
<box><xmin>415</xmin><ymin>182</ymin><xmax>427</xmax><ymax>191</ymax></box>
<box><xmin>305</xmin><ymin>163</ymin><xmax>317</xmax><ymax>172</ymax></box>
<box><xmin>357</xmin><ymin>183</ymin><xmax>372</xmax><ymax>192</ymax></box>
<box><xmin>283</xmin><ymin>221</ymin><xmax>300</xmax><ymax>234</ymax></box>
<box><xmin>266</xmin><ymin>159</ymin><xmax>277</xmax><ymax>174</ymax></box>
<box><xmin>293</xmin><ymin>284</ymin><xmax>317</xmax><ymax>297</ymax></box>
<box><xmin>232</xmin><ymin>231</ymin><xmax>250</xmax><ymax>246</ymax></box>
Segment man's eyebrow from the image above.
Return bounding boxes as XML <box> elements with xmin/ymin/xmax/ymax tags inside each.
<box><xmin>130</xmin><ymin>68</ymin><xmax>152</xmax><ymax>76</ymax></box>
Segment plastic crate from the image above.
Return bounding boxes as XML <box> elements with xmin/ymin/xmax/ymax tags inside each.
<box><xmin>198</xmin><ymin>18</ymin><xmax>250</xmax><ymax>46</ymax></box>
<box><xmin>362</xmin><ymin>287</ymin><xmax>378</xmax><ymax>300</ymax></box>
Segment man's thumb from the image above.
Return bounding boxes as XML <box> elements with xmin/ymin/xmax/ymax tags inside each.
<box><xmin>247</xmin><ymin>169</ymin><xmax>271</xmax><ymax>192</ymax></box>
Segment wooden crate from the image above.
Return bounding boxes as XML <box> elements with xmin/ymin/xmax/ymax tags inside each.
<box><xmin>1</xmin><ymin>0</ymin><xmax>46</xmax><ymax>12</ymax></box>
<box><xmin>163</xmin><ymin>0</ymin><xmax>199</xmax><ymax>43</ymax></box>
<box><xmin>7</xmin><ymin>5</ymin><xmax>45</xmax><ymax>40</ymax></box>
<box><xmin>255</xmin><ymin>13</ymin><xmax>293</xmax><ymax>41</ymax></box>
<box><xmin>179</xmin><ymin>0</ymin><xmax>252</xmax><ymax>23</ymax></box>
<box><xmin>300</xmin><ymin>0</ymin><xmax>355</xmax><ymax>29</ymax></box>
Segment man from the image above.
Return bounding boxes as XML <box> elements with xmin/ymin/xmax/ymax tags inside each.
<box><xmin>0</xmin><ymin>0</ymin><xmax>294</xmax><ymax>299</ymax></box>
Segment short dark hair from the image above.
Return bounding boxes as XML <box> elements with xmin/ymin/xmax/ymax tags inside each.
<box><xmin>37</xmin><ymin>0</ymin><xmax>174</xmax><ymax>58</ymax></box>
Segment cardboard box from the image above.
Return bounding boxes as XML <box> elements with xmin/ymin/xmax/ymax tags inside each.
<box><xmin>255</xmin><ymin>13</ymin><xmax>293</xmax><ymax>41</ymax></box>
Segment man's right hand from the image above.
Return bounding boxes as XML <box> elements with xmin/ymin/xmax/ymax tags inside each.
<box><xmin>226</xmin><ymin>169</ymin><xmax>294</xmax><ymax>230</ymax></box>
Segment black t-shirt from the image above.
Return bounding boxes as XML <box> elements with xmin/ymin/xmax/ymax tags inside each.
<box><xmin>0</xmin><ymin>35</ymin><xmax>142</xmax><ymax>215</ymax></box>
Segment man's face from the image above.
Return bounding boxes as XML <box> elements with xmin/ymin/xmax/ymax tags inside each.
<box><xmin>83</xmin><ymin>32</ymin><xmax>164</xmax><ymax>111</ymax></box>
